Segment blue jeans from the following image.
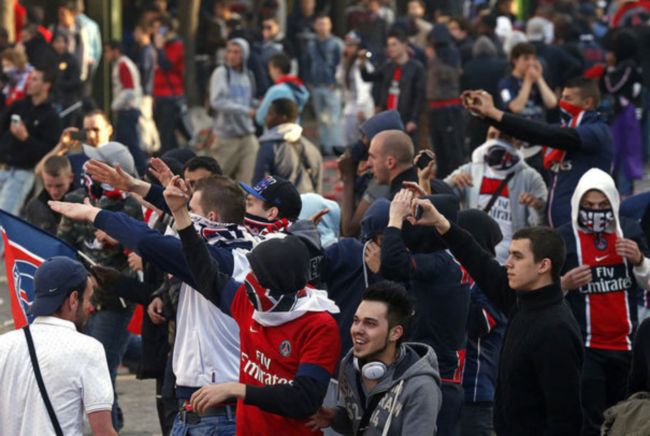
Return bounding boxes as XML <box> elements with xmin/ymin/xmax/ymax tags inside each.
<box><xmin>84</xmin><ymin>307</ymin><xmax>134</xmax><ymax>430</ymax></box>
<box><xmin>0</xmin><ymin>167</ymin><xmax>35</xmax><ymax>216</ymax></box>
<box><xmin>115</xmin><ymin>109</ymin><xmax>147</xmax><ymax>177</ymax></box>
<box><xmin>0</xmin><ymin>167</ymin><xmax>35</xmax><ymax>254</ymax></box>
<box><xmin>311</xmin><ymin>85</ymin><xmax>342</xmax><ymax>155</ymax></box>
<box><xmin>171</xmin><ymin>408</ymin><xmax>236</xmax><ymax>436</ymax></box>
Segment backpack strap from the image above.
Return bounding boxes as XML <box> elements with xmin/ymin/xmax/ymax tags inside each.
<box><xmin>23</xmin><ymin>326</ymin><xmax>64</xmax><ymax>436</ymax></box>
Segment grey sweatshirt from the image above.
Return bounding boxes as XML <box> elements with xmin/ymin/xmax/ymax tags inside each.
<box><xmin>208</xmin><ymin>38</ymin><xmax>256</xmax><ymax>138</ymax></box>
<box><xmin>331</xmin><ymin>342</ymin><xmax>442</xmax><ymax>436</ymax></box>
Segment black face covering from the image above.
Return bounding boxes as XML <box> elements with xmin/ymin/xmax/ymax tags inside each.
<box><xmin>484</xmin><ymin>144</ymin><xmax>519</xmax><ymax>171</ymax></box>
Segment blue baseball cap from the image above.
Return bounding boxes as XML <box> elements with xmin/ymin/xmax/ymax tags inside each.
<box><xmin>30</xmin><ymin>257</ymin><xmax>89</xmax><ymax>317</ymax></box>
<box><xmin>239</xmin><ymin>176</ymin><xmax>302</xmax><ymax>220</ymax></box>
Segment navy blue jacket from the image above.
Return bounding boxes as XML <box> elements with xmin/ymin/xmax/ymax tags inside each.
<box><xmin>322</xmin><ymin>238</ymin><xmax>381</xmax><ymax>359</ymax></box>
<box><xmin>463</xmin><ymin>284</ymin><xmax>507</xmax><ymax>403</ymax></box>
<box><xmin>490</xmin><ymin>111</ymin><xmax>613</xmax><ymax>227</ymax></box>
<box><xmin>381</xmin><ymin>226</ymin><xmax>470</xmax><ymax>382</ymax></box>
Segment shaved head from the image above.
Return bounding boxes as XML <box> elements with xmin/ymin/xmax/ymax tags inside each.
<box><xmin>373</xmin><ymin>130</ymin><xmax>414</xmax><ymax>164</ymax></box>
<box><xmin>368</xmin><ymin>130</ymin><xmax>414</xmax><ymax>184</ymax></box>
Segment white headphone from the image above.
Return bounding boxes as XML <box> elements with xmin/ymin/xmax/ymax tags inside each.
<box><xmin>353</xmin><ymin>357</ymin><xmax>387</xmax><ymax>380</ymax></box>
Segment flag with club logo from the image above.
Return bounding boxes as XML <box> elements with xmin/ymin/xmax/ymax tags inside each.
<box><xmin>0</xmin><ymin>210</ymin><xmax>77</xmax><ymax>328</ymax></box>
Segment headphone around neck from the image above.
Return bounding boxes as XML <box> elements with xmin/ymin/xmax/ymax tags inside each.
<box><xmin>353</xmin><ymin>357</ymin><xmax>387</xmax><ymax>380</ymax></box>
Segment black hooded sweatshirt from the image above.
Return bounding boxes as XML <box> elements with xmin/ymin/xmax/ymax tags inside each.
<box><xmin>439</xmin><ymin>223</ymin><xmax>583</xmax><ymax>436</ymax></box>
<box><xmin>381</xmin><ymin>195</ymin><xmax>470</xmax><ymax>382</ymax></box>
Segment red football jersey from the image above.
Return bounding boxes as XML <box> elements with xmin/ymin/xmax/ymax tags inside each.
<box><xmin>230</xmin><ymin>286</ymin><xmax>340</xmax><ymax>435</ymax></box>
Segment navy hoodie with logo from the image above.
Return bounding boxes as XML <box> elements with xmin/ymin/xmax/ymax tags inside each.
<box><xmin>488</xmin><ymin>108</ymin><xmax>613</xmax><ymax>227</ymax></box>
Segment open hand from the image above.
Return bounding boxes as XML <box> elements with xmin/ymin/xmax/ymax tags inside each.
<box><xmin>85</xmin><ymin>160</ymin><xmax>137</xmax><ymax>192</ymax></box>
<box><xmin>149</xmin><ymin>157</ymin><xmax>175</xmax><ymax>188</ymax></box>
<box><xmin>49</xmin><ymin>198</ymin><xmax>101</xmax><ymax>222</ymax></box>
<box><xmin>190</xmin><ymin>383</ymin><xmax>243</xmax><ymax>414</ymax></box>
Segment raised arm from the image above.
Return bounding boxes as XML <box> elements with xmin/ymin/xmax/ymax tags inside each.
<box><xmin>165</xmin><ymin>176</ymin><xmax>236</xmax><ymax>312</ymax></box>
<box><xmin>464</xmin><ymin>90</ymin><xmax>581</xmax><ymax>152</ymax></box>
<box><xmin>409</xmin><ymin>197</ymin><xmax>515</xmax><ymax>314</ymax></box>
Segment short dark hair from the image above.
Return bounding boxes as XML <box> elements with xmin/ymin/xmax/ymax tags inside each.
<box><xmin>362</xmin><ymin>281</ymin><xmax>414</xmax><ymax>345</ymax></box>
<box><xmin>510</xmin><ymin>42</ymin><xmax>536</xmax><ymax>60</ymax></box>
<box><xmin>387</xmin><ymin>27</ymin><xmax>408</xmax><ymax>44</ymax></box>
<box><xmin>105</xmin><ymin>39</ymin><xmax>122</xmax><ymax>51</ymax></box>
<box><xmin>268</xmin><ymin>53</ymin><xmax>291</xmax><ymax>74</ymax></box>
<box><xmin>84</xmin><ymin>108</ymin><xmax>111</xmax><ymax>125</ymax></box>
<box><xmin>43</xmin><ymin>155</ymin><xmax>72</xmax><ymax>177</ymax></box>
<box><xmin>34</xmin><ymin>67</ymin><xmax>57</xmax><ymax>86</ymax></box>
<box><xmin>450</xmin><ymin>16</ymin><xmax>471</xmax><ymax>33</ymax></box>
<box><xmin>564</xmin><ymin>76</ymin><xmax>601</xmax><ymax>107</ymax></box>
<box><xmin>54</xmin><ymin>277</ymin><xmax>88</xmax><ymax>314</ymax></box>
<box><xmin>193</xmin><ymin>175</ymin><xmax>245</xmax><ymax>224</ymax></box>
<box><xmin>269</xmin><ymin>98</ymin><xmax>298</xmax><ymax>122</ymax></box>
<box><xmin>58</xmin><ymin>0</ymin><xmax>78</xmax><ymax>12</ymax></box>
<box><xmin>183</xmin><ymin>156</ymin><xmax>222</xmax><ymax>176</ymax></box>
<box><xmin>512</xmin><ymin>226</ymin><xmax>566</xmax><ymax>283</ymax></box>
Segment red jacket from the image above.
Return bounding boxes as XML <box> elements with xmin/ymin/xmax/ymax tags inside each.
<box><xmin>153</xmin><ymin>38</ymin><xmax>185</xmax><ymax>97</ymax></box>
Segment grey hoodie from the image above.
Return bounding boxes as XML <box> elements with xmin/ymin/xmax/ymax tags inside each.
<box><xmin>445</xmin><ymin>139</ymin><xmax>547</xmax><ymax>261</ymax></box>
<box><xmin>208</xmin><ymin>38</ymin><xmax>256</xmax><ymax>138</ymax></box>
<box><xmin>332</xmin><ymin>342</ymin><xmax>442</xmax><ymax>436</ymax></box>
<box><xmin>253</xmin><ymin>122</ymin><xmax>323</xmax><ymax>193</ymax></box>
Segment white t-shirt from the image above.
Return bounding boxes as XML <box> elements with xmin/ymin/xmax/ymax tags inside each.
<box><xmin>477</xmin><ymin>168</ymin><xmax>513</xmax><ymax>264</ymax></box>
<box><xmin>0</xmin><ymin>316</ymin><xmax>113</xmax><ymax>436</ymax></box>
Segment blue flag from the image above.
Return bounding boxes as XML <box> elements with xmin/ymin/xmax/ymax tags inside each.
<box><xmin>0</xmin><ymin>210</ymin><xmax>77</xmax><ymax>328</ymax></box>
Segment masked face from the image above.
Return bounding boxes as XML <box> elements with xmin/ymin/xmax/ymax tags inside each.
<box><xmin>484</xmin><ymin>140</ymin><xmax>520</xmax><ymax>171</ymax></box>
<box><xmin>578</xmin><ymin>207</ymin><xmax>614</xmax><ymax>233</ymax></box>
<box><xmin>559</xmin><ymin>99</ymin><xmax>586</xmax><ymax>125</ymax></box>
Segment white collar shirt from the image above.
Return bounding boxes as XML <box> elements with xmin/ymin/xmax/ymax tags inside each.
<box><xmin>0</xmin><ymin>316</ymin><xmax>113</xmax><ymax>436</ymax></box>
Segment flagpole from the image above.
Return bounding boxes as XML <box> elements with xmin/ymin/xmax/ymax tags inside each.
<box><xmin>77</xmin><ymin>250</ymin><xmax>127</xmax><ymax>309</ymax></box>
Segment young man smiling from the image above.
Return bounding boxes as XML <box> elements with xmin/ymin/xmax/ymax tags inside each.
<box><xmin>409</xmin><ymin>197</ymin><xmax>583</xmax><ymax>436</ymax></box>
<box><xmin>308</xmin><ymin>281</ymin><xmax>442</xmax><ymax>435</ymax></box>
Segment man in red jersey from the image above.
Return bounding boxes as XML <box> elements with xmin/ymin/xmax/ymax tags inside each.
<box><xmin>163</xmin><ymin>176</ymin><xmax>341</xmax><ymax>435</ymax></box>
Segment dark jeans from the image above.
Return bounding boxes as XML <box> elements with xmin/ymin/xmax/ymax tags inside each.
<box><xmin>153</xmin><ymin>96</ymin><xmax>193</xmax><ymax>155</ymax></box>
<box><xmin>580</xmin><ymin>348</ymin><xmax>631</xmax><ymax>436</ymax></box>
<box><xmin>461</xmin><ymin>402</ymin><xmax>495</xmax><ymax>436</ymax></box>
<box><xmin>438</xmin><ymin>381</ymin><xmax>464</xmax><ymax>436</ymax></box>
<box><xmin>170</xmin><ymin>403</ymin><xmax>236</xmax><ymax>436</ymax></box>
<box><xmin>115</xmin><ymin>109</ymin><xmax>147</xmax><ymax>177</ymax></box>
<box><xmin>429</xmin><ymin>105</ymin><xmax>466</xmax><ymax>179</ymax></box>
<box><xmin>84</xmin><ymin>307</ymin><xmax>134</xmax><ymax>431</ymax></box>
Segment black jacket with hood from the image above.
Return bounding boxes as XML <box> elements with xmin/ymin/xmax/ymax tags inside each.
<box><xmin>381</xmin><ymin>195</ymin><xmax>470</xmax><ymax>382</ymax></box>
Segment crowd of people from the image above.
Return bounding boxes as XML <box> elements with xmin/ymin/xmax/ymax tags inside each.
<box><xmin>2</xmin><ymin>0</ymin><xmax>650</xmax><ymax>435</ymax></box>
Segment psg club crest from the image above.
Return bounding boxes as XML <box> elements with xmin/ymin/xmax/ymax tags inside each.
<box><xmin>12</xmin><ymin>260</ymin><xmax>38</xmax><ymax>325</ymax></box>
<box><xmin>280</xmin><ymin>340</ymin><xmax>292</xmax><ymax>357</ymax></box>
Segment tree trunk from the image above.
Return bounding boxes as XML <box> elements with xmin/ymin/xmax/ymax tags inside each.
<box><xmin>178</xmin><ymin>0</ymin><xmax>201</xmax><ymax>107</ymax></box>
<box><xmin>0</xmin><ymin>0</ymin><xmax>15</xmax><ymax>42</ymax></box>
